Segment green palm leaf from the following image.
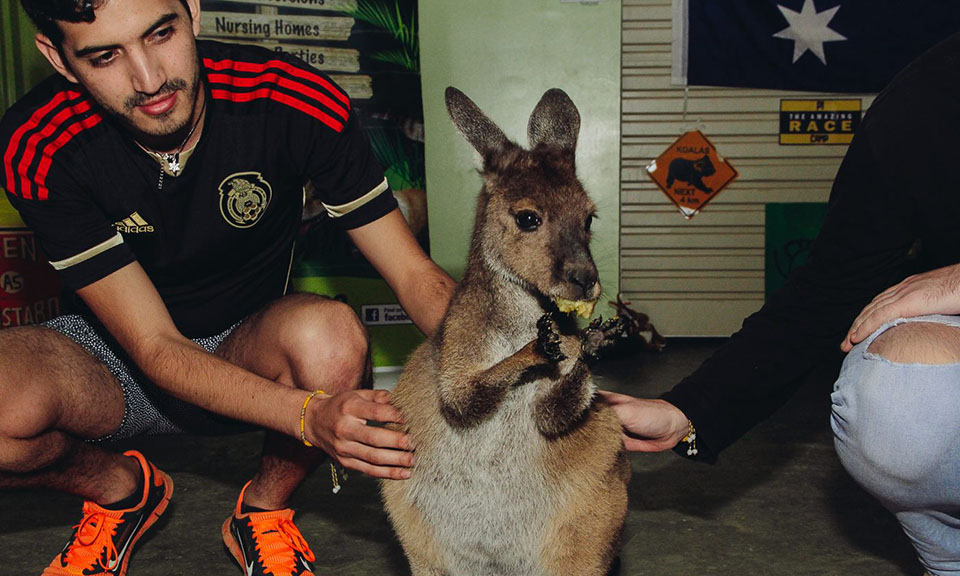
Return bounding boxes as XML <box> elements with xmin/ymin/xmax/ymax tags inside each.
<box><xmin>338</xmin><ymin>0</ymin><xmax>420</xmax><ymax>73</ymax></box>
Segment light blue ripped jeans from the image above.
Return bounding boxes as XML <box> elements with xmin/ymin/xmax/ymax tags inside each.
<box><xmin>832</xmin><ymin>314</ymin><xmax>960</xmax><ymax>576</ymax></box>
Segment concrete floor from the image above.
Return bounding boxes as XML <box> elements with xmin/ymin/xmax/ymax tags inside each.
<box><xmin>2</xmin><ymin>339</ymin><xmax>923</xmax><ymax>576</ymax></box>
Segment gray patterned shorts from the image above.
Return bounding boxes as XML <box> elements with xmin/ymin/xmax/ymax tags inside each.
<box><xmin>42</xmin><ymin>314</ymin><xmax>252</xmax><ymax>442</ymax></box>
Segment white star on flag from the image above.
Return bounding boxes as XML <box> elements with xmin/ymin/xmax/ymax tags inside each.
<box><xmin>774</xmin><ymin>0</ymin><xmax>847</xmax><ymax>65</ymax></box>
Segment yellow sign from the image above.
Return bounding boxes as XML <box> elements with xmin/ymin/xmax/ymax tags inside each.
<box><xmin>779</xmin><ymin>99</ymin><xmax>861</xmax><ymax>145</ymax></box>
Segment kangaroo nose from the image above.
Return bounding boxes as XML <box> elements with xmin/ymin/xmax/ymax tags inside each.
<box><xmin>568</xmin><ymin>269</ymin><xmax>598</xmax><ymax>297</ymax></box>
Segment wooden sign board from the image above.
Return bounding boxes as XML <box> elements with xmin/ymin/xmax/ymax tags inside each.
<box><xmin>779</xmin><ymin>99</ymin><xmax>861</xmax><ymax>145</ymax></box>
<box><xmin>219</xmin><ymin>0</ymin><xmax>357</xmax><ymax>11</ymax></box>
<box><xmin>201</xmin><ymin>12</ymin><xmax>353</xmax><ymax>42</ymax></box>
<box><xmin>233</xmin><ymin>42</ymin><xmax>360</xmax><ymax>72</ymax></box>
<box><xmin>646</xmin><ymin>131</ymin><xmax>738</xmax><ymax>218</ymax></box>
<box><xmin>329</xmin><ymin>74</ymin><xmax>372</xmax><ymax>100</ymax></box>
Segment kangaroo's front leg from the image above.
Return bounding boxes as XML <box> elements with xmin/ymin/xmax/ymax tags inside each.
<box><xmin>532</xmin><ymin>314</ymin><xmax>629</xmax><ymax>437</ymax></box>
<box><xmin>438</xmin><ymin>337</ymin><xmax>557</xmax><ymax>429</ymax></box>
<box><xmin>530</xmin><ymin>314</ymin><xmax>592</xmax><ymax>438</ymax></box>
<box><xmin>580</xmin><ymin>316</ymin><xmax>632</xmax><ymax>361</ymax></box>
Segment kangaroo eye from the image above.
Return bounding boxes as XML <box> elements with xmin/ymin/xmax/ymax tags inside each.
<box><xmin>515</xmin><ymin>210</ymin><xmax>542</xmax><ymax>231</ymax></box>
<box><xmin>585</xmin><ymin>214</ymin><xmax>594</xmax><ymax>232</ymax></box>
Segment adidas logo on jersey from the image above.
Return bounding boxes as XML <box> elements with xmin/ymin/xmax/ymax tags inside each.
<box><xmin>114</xmin><ymin>212</ymin><xmax>155</xmax><ymax>233</ymax></box>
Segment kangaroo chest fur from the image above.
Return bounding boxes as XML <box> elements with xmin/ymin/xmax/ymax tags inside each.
<box><xmin>407</xmin><ymin>344</ymin><xmax>556</xmax><ymax>575</ymax></box>
<box><xmin>388</xmin><ymin>321</ymin><xmax>626</xmax><ymax>576</ymax></box>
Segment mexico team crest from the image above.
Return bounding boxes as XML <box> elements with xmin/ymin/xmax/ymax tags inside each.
<box><xmin>218</xmin><ymin>172</ymin><xmax>273</xmax><ymax>228</ymax></box>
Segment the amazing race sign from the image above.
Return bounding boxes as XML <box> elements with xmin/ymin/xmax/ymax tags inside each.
<box><xmin>646</xmin><ymin>131</ymin><xmax>738</xmax><ymax>219</ymax></box>
<box><xmin>779</xmin><ymin>99</ymin><xmax>861</xmax><ymax>145</ymax></box>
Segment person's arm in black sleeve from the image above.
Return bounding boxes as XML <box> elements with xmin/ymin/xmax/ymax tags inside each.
<box><xmin>603</xmin><ymin>105</ymin><xmax>920</xmax><ymax>461</ymax></box>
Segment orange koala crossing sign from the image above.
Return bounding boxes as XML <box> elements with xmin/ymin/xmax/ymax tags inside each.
<box><xmin>646</xmin><ymin>131</ymin><xmax>738</xmax><ymax>219</ymax></box>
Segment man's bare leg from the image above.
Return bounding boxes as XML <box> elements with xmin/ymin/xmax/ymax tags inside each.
<box><xmin>0</xmin><ymin>325</ymin><xmax>139</xmax><ymax>504</ymax></box>
<box><xmin>215</xmin><ymin>293</ymin><xmax>371</xmax><ymax>510</ymax></box>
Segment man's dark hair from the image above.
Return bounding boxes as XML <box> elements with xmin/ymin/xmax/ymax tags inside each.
<box><xmin>20</xmin><ymin>0</ymin><xmax>191</xmax><ymax>46</ymax></box>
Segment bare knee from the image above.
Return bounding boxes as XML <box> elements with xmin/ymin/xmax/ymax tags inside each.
<box><xmin>0</xmin><ymin>329</ymin><xmax>62</xmax><ymax>440</ymax></box>
<box><xmin>867</xmin><ymin>322</ymin><xmax>960</xmax><ymax>364</ymax></box>
<box><xmin>280</xmin><ymin>294</ymin><xmax>370</xmax><ymax>392</ymax></box>
<box><xmin>833</xmin><ymin>358</ymin><xmax>956</xmax><ymax>485</ymax></box>
<box><xmin>0</xmin><ymin>382</ymin><xmax>62</xmax><ymax>441</ymax></box>
<box><xmin>0</xmin><ymin>327</ymin><xmax>119</xmax><ymax>473</ymax></box>
<box><xmin>0</xmin><ymin>326</ymin><xmax>122</xmax><ymax>441</ymax></box>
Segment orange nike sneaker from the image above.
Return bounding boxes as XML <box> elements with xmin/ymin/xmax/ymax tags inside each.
<box><xmin>222</xmin><ymin>481</ymin><xmax>316</xmax><ymax>576</ymax></box>
<box><xmin>43</xmin><ymin>450</ymin><xmax>173</xmax><ymax>576</ymax></box>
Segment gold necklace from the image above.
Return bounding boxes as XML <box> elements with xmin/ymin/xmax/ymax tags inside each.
<box><xmin>144</xmin><ymin>96</ymin><xmax>206</xmax><ymax>191</ymax></box>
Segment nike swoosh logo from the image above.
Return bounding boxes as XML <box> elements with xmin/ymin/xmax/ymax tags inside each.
<box><xmin>233</xmin><ymin>523</ymin><xmax>257</xmax><ymax>576</ymax></box>
<box><xmin>106</xmin><ymin>514</ymin><xmax>146</xmax><ymax>570</ymax></box>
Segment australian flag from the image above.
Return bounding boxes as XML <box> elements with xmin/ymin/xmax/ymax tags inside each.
<box><xmin>675</xmin><ymin>0</ymin><xmax>960</xmax><ymax>93</ymax></box>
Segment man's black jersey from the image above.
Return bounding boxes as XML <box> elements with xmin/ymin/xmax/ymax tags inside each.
<box><xmin>0</xmin><ymin>40</ymin><xmax>396</xmax><ymax>337</ymax></box>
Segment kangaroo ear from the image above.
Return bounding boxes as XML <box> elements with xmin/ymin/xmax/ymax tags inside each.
<box><xmin>445</xmin><ymin>87</ymin><xmax>511</xmax><ymax>157</ymax></box>
<box><xmin>527</xmin><ymin>88</ymin><xmax>580</xmax><ymax>153</ymax></box>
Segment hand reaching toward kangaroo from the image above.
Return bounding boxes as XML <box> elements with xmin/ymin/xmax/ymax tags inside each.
<box><xmin>596</xmin><ymin>391</ymin><xmax>691</xmax><ymax>452</ymax></box>
<box><xmin>304</xmin><ymin>389</ymin><xmax>414</xmax><ymax>480</ymax></box>
<box><xmin>841</xmin><ymin>262</ymin><xmax>960</xmax><ymax>351</ymax></box>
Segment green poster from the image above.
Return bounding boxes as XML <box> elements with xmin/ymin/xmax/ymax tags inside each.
<box><xmin>765</xmin><ymin>202</ymin><xmax>828</xmax><ymax>298</ymax></box>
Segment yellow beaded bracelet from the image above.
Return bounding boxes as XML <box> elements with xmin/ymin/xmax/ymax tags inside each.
<box><xmin>298</xmin><ymin>390</ymin><xmax>344</xmax><ymax>494</ymax></box>
<box><xmin>299</xmin><ymin>390</ymin><xmax>325</xmax><ymax>447</ymax></box>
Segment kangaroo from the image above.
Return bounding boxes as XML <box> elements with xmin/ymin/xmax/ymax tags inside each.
<box><xmin>381</xmin><ymin>87</ymin><xmax>630</xmax><ymax>576</ymax></box>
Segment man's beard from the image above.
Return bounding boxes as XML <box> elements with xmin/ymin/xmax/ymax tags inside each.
<box><xmin>103</xmin><ymin>68</ymin><xmax>202</xmax><ymax>150</ymax></box>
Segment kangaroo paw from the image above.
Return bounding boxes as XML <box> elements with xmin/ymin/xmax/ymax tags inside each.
<box><xmin>537</xmin><ymin>313</ymin><xmax>565</xmax><ymax>362</ymax></box>
<box><xmin>580</xmin><ymin>315</ymin><xmax>632</xmax><ymax>359</ymax></box>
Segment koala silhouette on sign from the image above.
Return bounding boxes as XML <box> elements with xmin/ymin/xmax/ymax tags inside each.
<box><xmin>666</xmin><ymin>154</ymin><xmax>716</xmax><ymax>193</ymax></box>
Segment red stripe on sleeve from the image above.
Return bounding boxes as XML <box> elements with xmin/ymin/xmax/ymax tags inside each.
<box><xmin>210</xmin><ymin>88</ymin><xmax>345</xmax><ymax>132</ymax></box>
<box><xmin>3</xmin><ymin>90</ymin><xmax>81</xmax><ymax>196</ymax></box>
<box><xmin>203</xmin><ymin>57</ymin><xmax>350</xmax><ymax>111</ymax></box>
<box><xmin>207</xmin><ymin>71</ymin><xmax>349</xmax><ymax>122</ymax></box>
<box><xmin>35</xmin><ymin>113</ymin><xmax>102</xmax><ymax>200</ymax></box>
<box><xmin>16</xmin><ymin>99</ymin><xmax>95</xmax><ymax>200</ymax></box>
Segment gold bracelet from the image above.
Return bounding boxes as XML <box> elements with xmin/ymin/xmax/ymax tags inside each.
<box><xmin>298</xmin><ymin>389</ymin><xmax>346</xmax><ymax>494</ymax></box>
<box><xmin>299</xmin><ymin>390</ymin><xmax>325</xmax><ymax>447</ymax></box>
<box><xmin>682</xmin><ymin>420</ymin><xmax>698</xmax><ymax>457</ymax></box>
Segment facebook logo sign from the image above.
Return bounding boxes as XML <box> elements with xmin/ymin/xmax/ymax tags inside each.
<box><xmin>361</xmin><ymin>304</ymin><xmax>411</xmax><ymax>326</ymax></box>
